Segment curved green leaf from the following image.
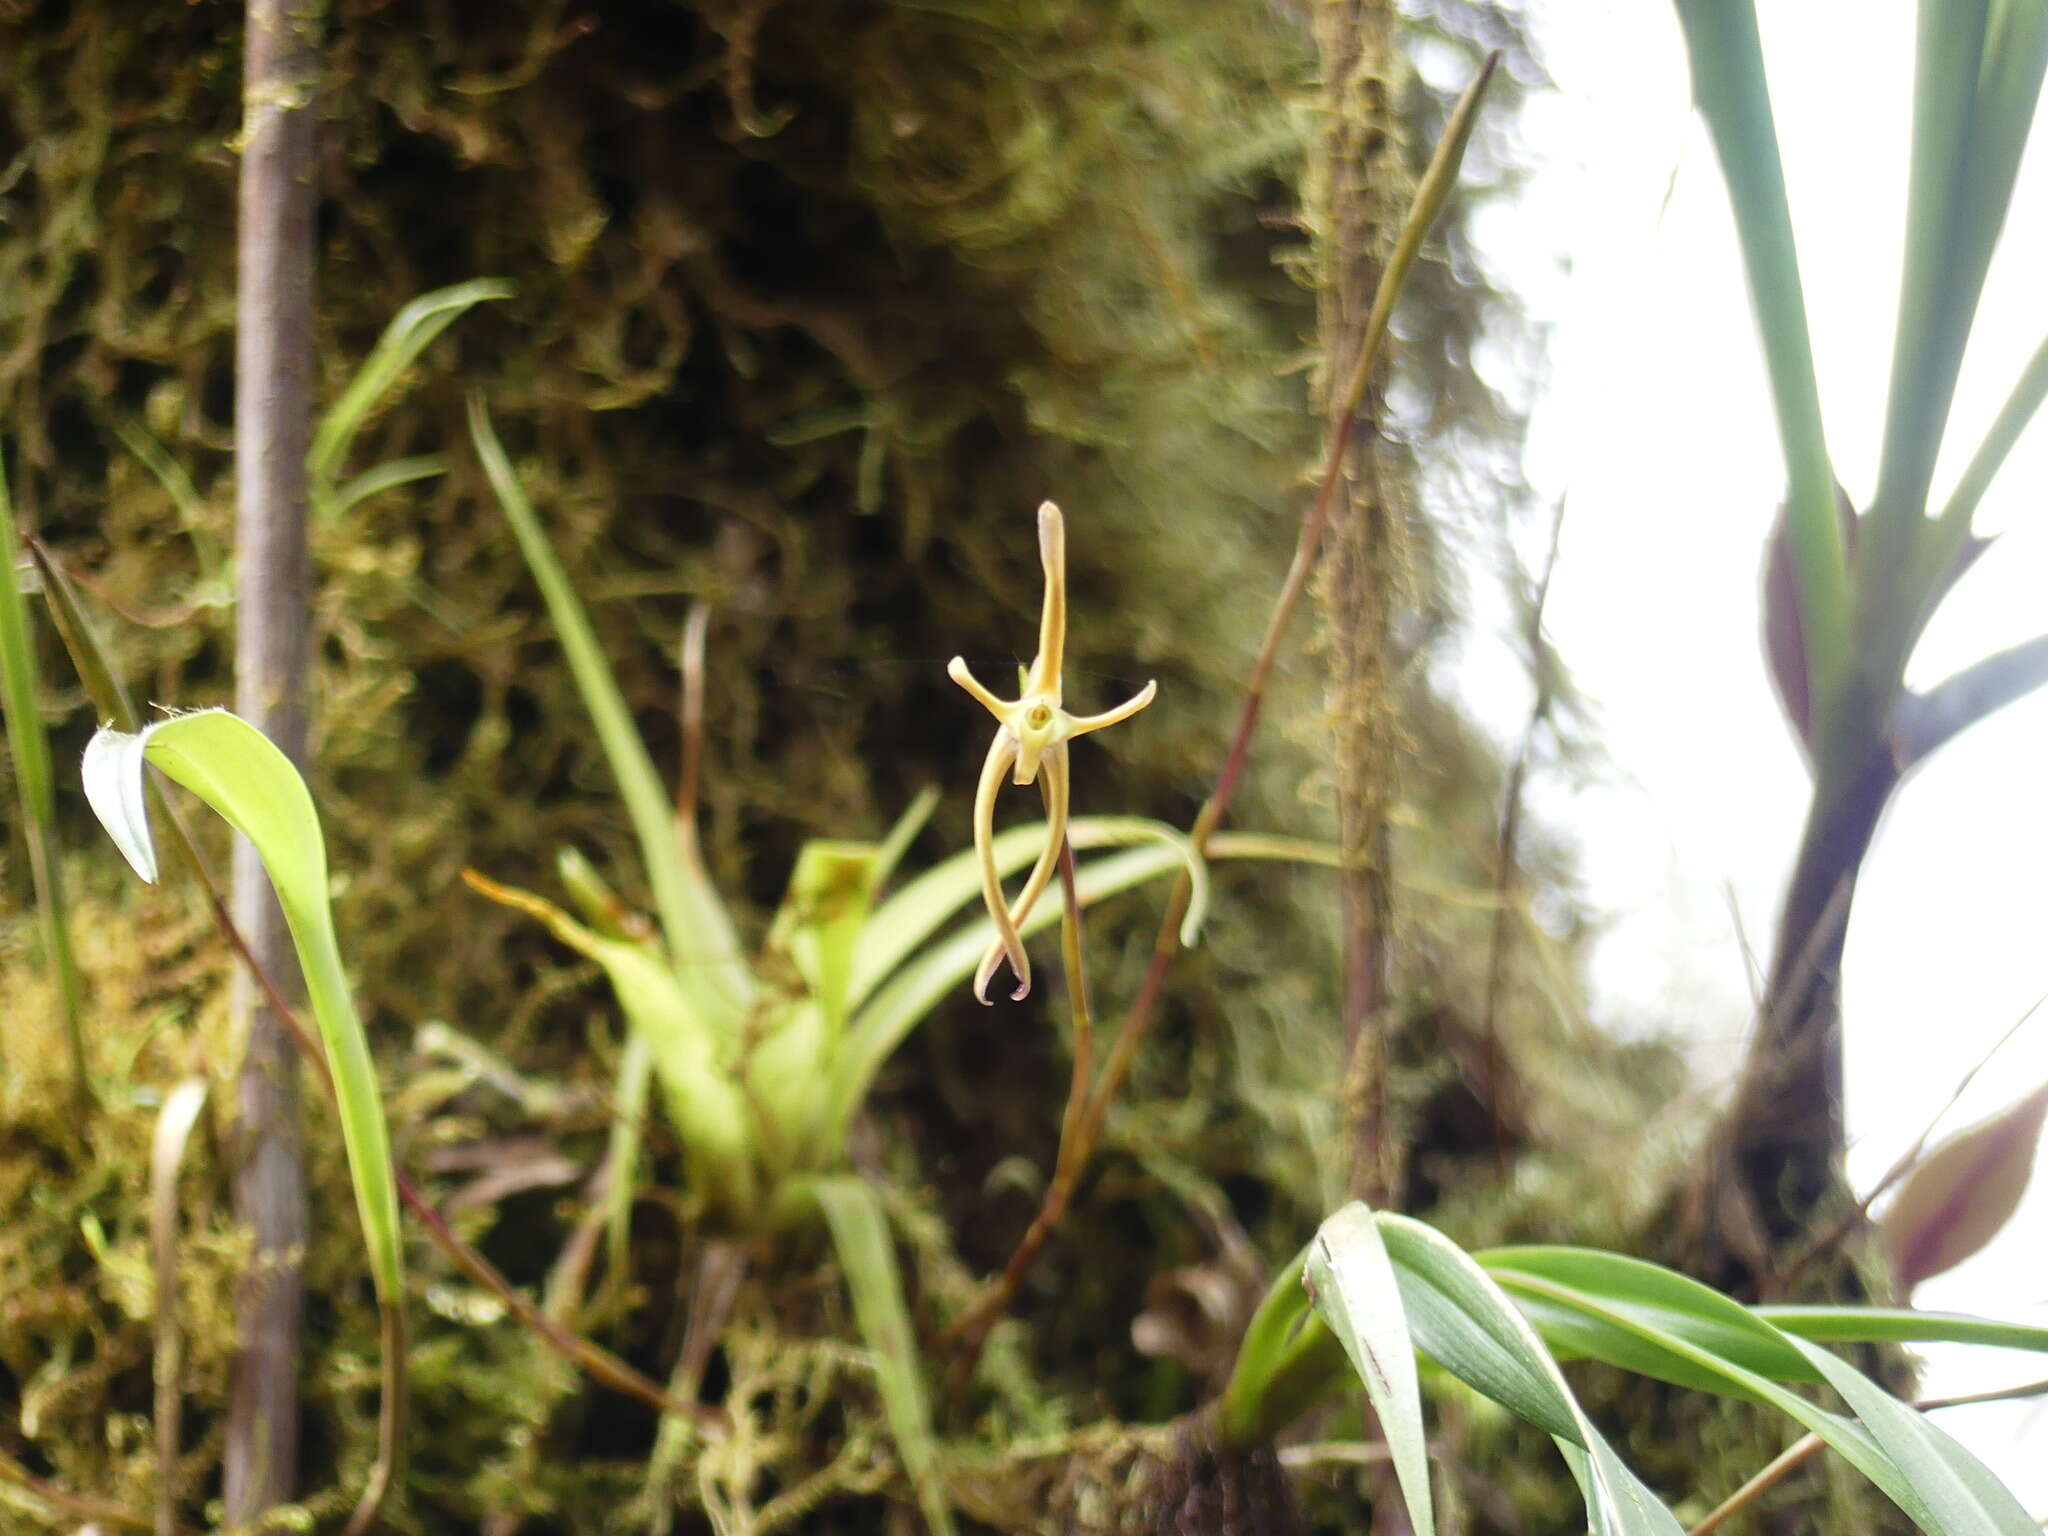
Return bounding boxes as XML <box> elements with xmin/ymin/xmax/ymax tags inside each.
<box><xmin>1376</xmin><ymin>1214</ymin><xmax>1683</xmax><ymax>1536</ymax></box>
<box><xmin>1304</xmin><ymin>1204</ymin><xmax>1434</xmax><ymax>1536</ymax></box>
<box><xmin>1483</xmin><ymin>1247</ymin><xmax>1816</xmax><ymax>1385</ymax></box>
<box><xmin>83</xmin><ymin>711</ymin><xmax>403</xmax><ymax>1308</ymax></box>
<box><xmin>1493</xmin><ymin>1260</ymin><xmax>2036</xmax><ymax>1536</ymax></box>
<box><xmin>0</xmin><ymin>448</ymin><xmax>87</xmax><ymax>1093</ymax></box>
<box><xmin>313</xmin><ymin>280</ymin><xmax>513</xmax><ymax>499</ymax></box>
<box><xmin>462</xmin><ymin>869</ymin><xmax>757</xmax><ymax>1223</ymax></box>
<box><xmin>828</xmin><ymin>842</ymin><xmax>1193</xmax><ymax>1149</ymax></box>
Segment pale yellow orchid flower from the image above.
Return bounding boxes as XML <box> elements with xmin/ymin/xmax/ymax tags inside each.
<box><xmin>948</xmin><ymin>501</ymin><xmax>1157</xmax><ymax>1003</ymax></box>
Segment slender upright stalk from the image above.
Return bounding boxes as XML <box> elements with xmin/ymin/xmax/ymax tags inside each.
<box><xmin>226</xmin><ymin>0</ymin><xmax>322</xmax><ymax>1519</ymax></box>
<box><xmin>1312</xmin><ymin>0</ymin><xmax>1405</xmax><ymax>1210</ymax></box>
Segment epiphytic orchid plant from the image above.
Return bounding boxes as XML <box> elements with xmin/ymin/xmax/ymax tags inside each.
<box><xmin>948</xmin><ymin>500</ymin><xmax>1156</xmax><ymax>1002</ymax></box>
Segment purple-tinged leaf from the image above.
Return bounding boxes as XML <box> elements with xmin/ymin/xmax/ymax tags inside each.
<box><xmin>1881</xmin><ymin>1082</ymin><xmax>2048</xmax><ymax>1290</ymax></box>
<box><xmin>1763</xmin><ymin>486</ymin><xmax>1858</xmax><ymax>753</ymax></box>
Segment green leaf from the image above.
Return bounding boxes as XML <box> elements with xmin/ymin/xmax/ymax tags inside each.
<box><xmin>1304</xmin><ymin>1204</ymin><xmax>1434</xmax><ymax>1536</ymax></box>
<box><xmin>806</xmin><ymin>1176</ymin><xmax>955</xmax><ymax>1536</ymax></box>
<box><xmin>0</xmin><ymin>444</ymin><xmax>87</xmax><ymax>1094</ymax></box>
<box><xmin>1796</xmin><ymin>1336</ymin><xmax>2038</xmax><ymax>1536</ymax></box>
<box><xmin>1376</xmin><ymin>1215</ymin><xmax>1684</xmax><ymax>1536</ymax></box>
<box><xmin>1755</xmin><ymin>1304</ymin><xmax>2048</xmax><ymax>1355</ymax></box>
<box><xmin>1482</xmin><ymin>1247</ymin><xmax>1817</xmax><ymax>1387</ymax></box>
<box><xmin>325</xmin><ymin>453</ymin><xmax>453</xmax><ymax>518</ymax></box>
<box><xmin>766</xmin><ymin>839</ymin><xmax>887</xmax><ymax>1035</ymax></box>
<box><xmin>603</xmin><ymin>1032</ymin><xmax>653</xmax><ymax>1290</ymax></box>
<box><xmin>1670</xmin><ymin>0</ymin><xmax>1848</xmax><ymax>708</ymax></box>
<box><xmin>111</xmin><ymin>417</ymin><xmax>226</xmax><ymax>588</ymax></box>
<box><xmin>312</xmin><ymin>280</ymin><xmax>513</xmax><ymax>504</ymax></box>
<box><xmin>1872</xmin><ymin>0</ymin><xmax>1992</xmax><ymax>541</ymax></box>
<box><xmin>83</xmin><ymin>712</ymin><xmax>405</xmax><ymax>1312</ymax></box>
<box><xmin>1940</xmin><ymin>330</ymin><xmax>2048</xmax><ymax>531</ymax></box>
<box><xmin>1219</xmin><ymin>1241</ymin><xmax>1351</xmax><ymax>1448</ymax></box>
<box><xmin>470</xmin><ymin>396</ymin><xmax>755</xmax><ymax>1020</ymax></box>
<box><xmin>461</xmin><ymin>869</ymin><xmax>758</xmax><ymax>1225</ymax></box>
<box><xmin>1488</xmin><ymin>1255</ymin><xmax>2040</xmax><ymax>1535</ymax></box>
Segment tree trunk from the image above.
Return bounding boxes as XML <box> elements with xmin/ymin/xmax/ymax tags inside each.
<box><xmin>1311</xmin><ymin>0</ymin><xmax>1406</xmax><ymax>1213</ymax></box>
<box><xmin>226</xmin><ymin>0</ymin><xmax>320</xmax><ymax>1520</ymax></box>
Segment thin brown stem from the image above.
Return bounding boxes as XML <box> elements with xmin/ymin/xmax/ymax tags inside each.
<box><xmin>943</xmin><ymin>840</ymin><xmax>1091</xmax><ymax>1378</ymax></box>
<box><xmin>228</xmin><ymin>0</ymin><xmax>322</xmax><ymax>1510</ymax></box>
<box><xmin>1480</xmin><ymin>497</ymin><xmax>1568</xmax><ymax>1169</ymax></box>
<box><xmin>1685</xmin><ymin>1432</ymin><xmax>1823</xmax><ymax>1536</ymax></box>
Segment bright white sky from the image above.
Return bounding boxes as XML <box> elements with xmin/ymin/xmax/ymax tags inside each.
<box><xmin>1458</xmin><ymin>0</ymin><xmax>2048</xmax><ymax>1507</ymax></box>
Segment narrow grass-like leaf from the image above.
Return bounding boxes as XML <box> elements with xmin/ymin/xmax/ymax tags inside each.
<box><xmin>325</xmin><ymin>453</ymin><xmax>453</xmax><ymax>518</ymax></box>
<box><xmin>1876</xmin><ymin>2</ymin><xmax>2048</xmax><ymax>626</ymax></box>
<box><xmin>1755</xmin><ymin>1305</ymin><xmax>2048</xmax><ymax>1355</ymax></box>
<box><xmin>603</xmin><ymin>1033</ymin><xmax>654</xmax><ymax>1293</ymax></box>
<box><xmin>470</xmin><ymin>397</ymin><xmax>754</xmax><ymax>1018</ymax></box>
<box><xmin>1670</xmin><ymin>0</ymin><xmax>1848</xmax><ymax>702</ymax></box>
<box><xmin>150</xmin><ymin>1076</ymin><xmax>208</xmax><ymax>1536</ymax></box>
<box><xmin>1483</xmin><ymin>1247</ymin><xmax>1817</xmax><ymax>1384</ymax></box>
<box><xmin>1941</xmin><ymin>331</ymin><xmax>2048</xmax><ymax>531</ymax></box>
<box><xmin>0</xmin><ymin>448</ymin><xmax>89</xmax><ymax>1095</ymax></box>
<box><xmin>1490</xmin><ymin>1256</ymin><xmax>2040</xmax><ymax>1535</ymax></box>
<box><xmin>807</xmin><ymin>1176</ymin><xmax>955</xmax><ymax>1536</ymax></box>
<box><xmin>1897</xmin><ymin>636</ymin><xmax>2048</xmax><ymax>766</ymax></box>
<box><xmin>1376</xmin><ymin>1215</ymin><xmax>1684</xmax><ymax>1536</ymax></box>
<box><xmin>312</xmin><ymin>280</ymin><xmax>513</xmax><ymax>500</ymax></box>
<box><xmin>26</xmin><ymin>537</ymin><xmax>142</xmax><ymax>731</ymax></box>
<box><xmin>1872</xmin><ymin>0</ymin><xmax>1991</xmax><ymax>543</ymax></box>
<box><xmin>1492</xmin><ymin>1267</ymin><xmax>1939</xmax><ymax>1530</ymax></box>
<box><xmin>1796</xmin><ymin>1336</ymin><xmax>2038</xmax><ymax>1536</ymax></box>
<box><xmin>1303</xmin><ymin>1204</ymin><xmax>1434</xmax><ymax>1536</ymax></box>
<box><xmin>110</xmin><ymin>419</ymin><xmax>226</xmax><ymax>591</ymax></box>
<box><xmin>871</xmin><ymin>785</ymin><xmax>940</xmax><ymax>889</ymax></box>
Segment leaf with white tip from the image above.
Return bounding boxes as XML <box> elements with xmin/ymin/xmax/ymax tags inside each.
<box><xmin>1305</xmin><ymin>1203</ymin><xmax>1434</xmax><ymax>1536</ymax></box>
<box><xmin>84</xmin><ymin>711</ymin><xmax>404</xmax><ymax>1307</ymax></box>
<box><xmin>82</xmin><ymin>724</ymin><xmax>162</xmax><ymax>882</ymax></box>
